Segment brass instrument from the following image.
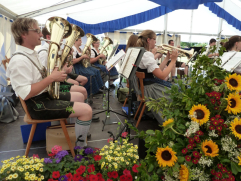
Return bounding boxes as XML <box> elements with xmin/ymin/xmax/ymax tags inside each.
<box><xmin>98</xmin><ymin>37</ymin><xmax>113</xmax><ymax>65</ymax></box>
<box><xmin>82</xmin><ymin>33</ymin><xmax>97</xmax><ymax>68</ymax></box>
<box><xmin>157</xmin><ymin>44</ymin><xmax>194</xmax><ymax>59</ymax></box>
<box><xmin>45</xmin><ymin>17</ymin><xmax>72</xmax><ymax>99</ymax></box>
<box><xmin>61</xmin><ymin>24</ymin><xmax>85</xmax><ymax>68</ymax></box>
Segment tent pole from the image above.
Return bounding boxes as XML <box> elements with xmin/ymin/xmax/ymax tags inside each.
<box><xmin>189</xmin><ymin>10</ymin><xmax>194</xmax><ymax>44</ymax></box>
<box><xmin>164</xmin><ymin>14</ymin><xmax>168</xmax><ymax>44</ymax></box>
<box><xmin>217</xmin><ymin>0</ymin><xmax>225</xmax><ymax>52</ymax></box>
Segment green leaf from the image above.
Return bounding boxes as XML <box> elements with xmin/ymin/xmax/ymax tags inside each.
<box><xmin>146</xmin><ymin>130</ymin><xmax>155</xmax><ymax>135</ymax></box>
<box><xmin>148</xmin><ymin>164</ymin><xmax>154</xmax><ymax>172</ymax></box>
<box><xmin>157</xmin><ymin>168</ymin><xmax>163</xmax><ymax>174</ymax></box>
<box><xmin>221</xmin><ymin>159</ymin><xmax>231</xmax><ymax>163</ymax></box>
<box><xmin>177</xmin><ymin>156</ymin><xmax>185</xmax><ymax>163</ymax></box>
<box><xmin>231</xmin><ymin>161</ymin><xmax>239</xmax><ymax>175</ymax></box>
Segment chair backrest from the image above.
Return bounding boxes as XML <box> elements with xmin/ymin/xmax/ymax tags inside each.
<box><xmin>19</xmin><ymin>97</ymin><xmax>32</xmax><ymax>120</ymax></box>
<box><xmin>135</xmin><ymin>72</ymin><xmax>145</xmax><ymax>101</ymax></box>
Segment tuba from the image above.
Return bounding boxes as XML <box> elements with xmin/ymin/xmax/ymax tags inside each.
<box><xmin>98</xmin><ymin>37</ymin><xmax>113</xmax><ymax>65</ymax></box>
<box><xmin>82</xmin><ymin>33</ymin><xmax>97</xmax><ymax>68</ymax></box>
<box><xmin>60</xmin><ymin>24</ymin><xmax>85</xmax><ymax>68</ymax></box>
<box><xmin>45</xmin><ymin>17</ymin><xmax>72</xmax><ymax>99</ymax></box>
<box><xmin>157</xmin><ymin>44</ymin><xmax>194</xmax><ymax>59</ymax></box>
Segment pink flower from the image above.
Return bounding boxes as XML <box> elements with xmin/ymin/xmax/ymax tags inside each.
<box><xmin>33</xmin><ymin>154</ymin><xmax>39</xmax><ymax>159</ymax></box>
<box><xmin>123</xmin><ymin>168</ymin><xmax>131</xmax><ymax>175</ymax></box>
<box><xmin>107</xmin><ymin>138</ymin><xmax>113</xmax><ymax>143</ymax></box>
<box><xmin>121</xmin><ymin>132</ymin><xmax>128</xmax><ymax>138</ymax></box>
<box><xmin>51</xmin><ymin>145</ymin><xmax>62</xmax><ymax>154</ymax></box>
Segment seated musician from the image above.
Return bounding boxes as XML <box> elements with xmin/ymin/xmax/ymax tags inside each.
<box><xmin>7</xmin><ymin>18</ymin><xmax>92</xmax><ymax>146</ymax></box>
<box><xmin>223</xmin><ymin>36</ymin><xmax>241</xmax><ymax>74</ymax></box>
<box><xmin>90</xmin><ymin>39</ymin><xmax>119</xmax><ymax>88</ymax></box>
<box><xmin>38</xmin><ymin>27</ymin><xmax>87</xmax><ymax>100</ymax></box>
<box><xmin>72</xmin><ymin>37</ymin><xmax>104</xmax><ymax>95</ymax></box>
<box><xmin>207</xmin><ymin>38</ymin><xmax>219</xmax><ymax>58</ymax></box>
<box><xmin>136</xmin><ymin>30</ymin><xmax>178</xmax><ymax>124</ymax></box>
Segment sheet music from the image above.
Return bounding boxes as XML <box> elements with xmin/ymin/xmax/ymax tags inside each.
<box><xmin>108</xmin><ymin>43</ymin><xmax>119</xmax><ymax>61</ymax></box>
<box><xmin>220</xmin><ymin>52</ymin><xmax>241</xmax><ymax>72</ymax></box>
<box><xmin>119</xmin><ymin>48</ymin><xmax>141</xmax><ymax>78</ymax></box>
<box><xmin>106</xmin><ymin>49</ymin><xmax>125</xmax><ymax>71</ymax></box>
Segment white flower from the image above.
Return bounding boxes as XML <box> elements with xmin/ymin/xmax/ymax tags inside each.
<box><xmin>184</xmin><ymin>121</ymin><xmax>200</xmax><ymax>137</ymax></box>
<box><xmin>208</xmin><ymin>130</ymin><xmax>219</xmax><ymax>137</ymax></box>
<box><xmin>198</xmin><ymin>156</ymin><xmax>213</xmax><ymax>167</ymax></box>
<box><xmin>168</xmin><ymin>141</ymin><xmax>174</xmax><ymax>148</ymax></box>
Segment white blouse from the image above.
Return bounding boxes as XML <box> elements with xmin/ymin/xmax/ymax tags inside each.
<box><xmin>138</xmin><ymin>51</ymin><xmax>159</xmax><ymax>73</ymax></box>
<box><xmin>72</xmin><ymin>46</ymin><xmax>82</xmax><ymax>59</ymax></box>
<box><xmin>6</xmin><ymin>45</ymin><xmax>47</xmax><ymax>100</ymax></box>
<box><xmin>38</xmin><ymin>42</ymin><xmax>49</xmax><ymax>68</ymax></box>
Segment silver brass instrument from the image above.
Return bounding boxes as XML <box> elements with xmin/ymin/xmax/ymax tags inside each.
<box><xmin>82</xmin><ymin>33</ymin><xmax>97</xmax><ymax>68</ymax></box>
<box><xmin>45</xmin><ymin>17</ymin><xmax>72</xmax><ymax>99</ymax></box>
<box><xmin>98</xmin><ymin>37</ymin><xmax>113</xmax><ymax>64</ymax></box>
<box><xmin>157</xmin><ymin>44</ymin><xmax>194</xmax><ymax>59</ymax></box>
<box><xmin>61</xmin><ymin>24</ymin><xmax>85</xmax><ymax>68</ymax></box>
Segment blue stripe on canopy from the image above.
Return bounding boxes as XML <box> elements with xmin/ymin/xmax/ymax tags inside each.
<box><xmin>67</xmin><ymin>5</ymin><xmax>173</xmax><ymax>35</ymax></box>
<box><xmin>149</xmin><ymin>0</ymin><xmax>222</xmax><ymax>10</ymax></box>
<box><xmin>204</xmin><ymin>2</ymin><xmax>241</xmax><ymax>31</ymax></box>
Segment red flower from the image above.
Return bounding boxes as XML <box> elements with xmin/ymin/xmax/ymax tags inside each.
<box><xmin>206</xmin><ymin>93</ymin><xmax>212</xmax><ymax>97</ymax></box>
<box><xmin>52</xmin><ymin>171</ymin><xmax>60</xmax><ymax>179</ymax></box>
<box><xmin>230</xmin><ymin>175</ymin><xmax>235</xmax><ymax>180</ymax></box>
<box><xmin>210</xmin><ymin>99</ymin><xmax>216</xmax><ymax>104</ymax></box>
<box><xmin>94</xmin><ymin>155</ymin><xmax>102</xmax><ymax>161</ymax></box>
<box><xmin>194</xmin><ymin>135</ymin><xmax>200</xmax><ymax>143</ymax></box>
<box><xmin>216</xmin><ymin>126</ymin><xmax>222</xmax><ymax>132</ymax></box>
<box><xmin>217</xmin><ymin>163</ymin><xmax>223</xmax><ymax>169</ymax></box>
<box><xmin>218</xmin><ymin>119</ymin><xmax>224</xmax><ymax>124</ymax></box>
<box><xmin>217</xmin><ymin>100</ymin><xmax>221</xmax><ymax>105</ymax></box>
<box><xmin>33</xmin><ymin>154</ymin><xmax>39</xmax><ymax>159</ymax></box>
<box><xmin>192</xmin><ymin>143</ymin><xmax>196</xmax><ymax>147</ymax></box>
<box><xmin>216</xmin><ymin>172</ymin><xmax>222</xmax><ymax>178</ymax></box>
<box><xmin>88</xmin><ymin>164</ymin><xmax>95</xmax><ymax>173</ymax></box>
<box><xmin>126</xmin><ymin>175</ymin><xmax>133</xmax><ymax>181</ymax></box>
<box><xmin>107</xmin><ymin>172</ymin><xmax>112</xmax><ymax>178</ymax></box>
<box><xmin>48</xmin><ymin>153</ymin><xmax>56</xmax><ymax>157</ymax></box>
<box><xmin>196</xmin><ymin>130</ymin><xmax>204</xmax><ymax>136</ymax></box>
<box><xmin>221</xmin><ymin>167</ymin><xmax>227</xmax><ymax>173</ymax></box>
<box><xmin>182</xmin><ymin>148</ymin><xmax>188</xmax><ymax>154</ymax></box>
<box><xmin>223</xmin><ymin>124</ymin><xmax>228</xmax><ymax>128</ymax></box>
<box><xmin>112</xmin><ymin>171</ymin><xmax>118</xmax><ymax>179</ymax></box>
<box><xmin>211</xmin><ymin>117</ymin><xmax>216</xmax><ymax>121</ymax></box>
<box><xmin>214</xmin><ymin>106</ymin><xmax>219</xmax><ymax>110</ymax></box>
<box><xmin>121</xmin><ymin>132</ymin><xmax>128</xmax><ymax>138</ymax></box>
<box><xmin>227</xmin><ymin>171</ymin><xmax>232</xmax><ymax>175</ymax></box>
<box><xmin>132</xmin><ymin>164</ymin><xmax>140</xmax><ymax>173</ymax></box>
<box><xmin>120</xmin><ymin>175</ymin><xmax>128</xmax><ymax>181</ymax></box>
<box><xmin>73</xmin><ymin>174</ymin><xmax>80</xmax><ymax>180</ymax></box>
<box><xmin>78</xmin><ymin>165</ymin><xmax>86</xmax><ymax>175</ymax></box>
<box><xmin>193</xmin><ymin>151</ymin><xmax>200</xmax><ymax>158</ymax></box>
<box><xmin>107</xmin><ymin>138</ymin><xmax>113</xmax><ymax>143</ymax></box>
<box><xmin>107</xmin><ymin>179</ymin><xmax>113</xmax><ymax>181</ymax></box>
<box><xmin>189</xmin><ymin>138</ymin><xmax>195</xmax><ymax>144</ymax></box>
<box><xmin>212</xmin><ymin>120</ymin><xmax>219</xmax><ymax>126</ymax></box>
<box><xmin>86</xmin><ymin>175</ymin><xmax>90</xmax><ymax>180</ymax></box>
<box><xmin>192</xmin><ymin>158</ymin><xmax>199</xmax><ymax>164</ymax></box>
<box><xmin>99</xmin><ymin>178</ymin><xmax>105</xmax><ymax>181</ymax></box>
<box><xmin>215</xmin><ymin>115</ymin><xmax>221</xmax><ymax>118</ymax></box>
<box><xmin>48</xmin><ymin>179</ymin><xmax>54</xmax><ymax>181</ymax></box>
<box><xmin>211</xmin><ymin>169</ymin><xmax>216</xmax><ymax>175</ymax></box>
<box><xmin>185</xmin><ymin>155</ymin><xmax>191</xmax><ymax>162</ymax></box>
<box><xmin>216</xmin><ymin>96</ymin><xmax>221</xmax><ymax>100</ymax></box>
<box><xmin>66</xmin><ymin>173</ymin><xmax>73</xmax><ymax>179</ymax></box>
<box><xmin>238</xmin><ymin>144</ymin><xmax>241</xmax><ymax>148</ymax></box>
<box><xmin>209</xmin><ymin>125</ymin><xmax>215</xmax><ymax>130</ymax></box>
<box><xmin>96</xmin><ymin>173</ymin><xmax>102</xmax><ymax>178</ymax></box>
<box><xmin>89</xmin><ymin>174</ymin><xmax>98</xmax><ymax>181</ymax></box>
<box><xmin>187</xmin><ymin>144</ymin><xmax>193</xmax><ymax>149</ymax></box>
<box><xmin>123</xmin><ymin>169</ymin><xmax>131</xmax><ymax>175</ymax></box>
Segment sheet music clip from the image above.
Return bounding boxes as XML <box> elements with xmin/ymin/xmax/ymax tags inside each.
<box><xmin>132</xmin><ymin>64</ymin><xmax>137</xmax><ymax>67</ymax></box>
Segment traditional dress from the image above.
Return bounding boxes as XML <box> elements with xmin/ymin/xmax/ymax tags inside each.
<box><xmin>72</xmin><ymin>46</ymin><xmax>103</xmax><ymax>95</ymax></box>
<box><xmin>7</xmin><ymin>45</ymin><xmax>73</xmax><ymax>120</ymax></box>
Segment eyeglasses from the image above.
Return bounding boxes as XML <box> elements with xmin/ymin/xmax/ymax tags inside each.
<box><xmin>28</xmin><ymin>29</ymin><xmax>41</xmax><ymax>34</ymax></box>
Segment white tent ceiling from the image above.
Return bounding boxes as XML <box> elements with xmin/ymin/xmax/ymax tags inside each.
<box><xmin>1</xmin><ymin>0</ymin><xmax>241</xmax><ymax>42</ymax></box>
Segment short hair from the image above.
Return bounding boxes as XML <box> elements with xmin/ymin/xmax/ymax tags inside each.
<box><xmin>11</xmin><ymin>18</ymin><xmax>38</xmax><ymax>45</ymax></box>
<box><xmin>209</xmin><ymin>38</ymin><xmax>216</xmax><ymax>45</ymax></box>
<box><xmin>168</xmin><ymin>40</ymin><xmax>173</xmax><ymax>45</ymax></box>
<box><xmin>42</xmin><ymin>27</ymin><xmax>50</xmax><ymax>39</ymax></box>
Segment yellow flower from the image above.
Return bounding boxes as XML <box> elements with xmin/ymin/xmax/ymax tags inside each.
<box><xmin>179</xmin><ymin>165</ymin><xmax>189</xmax><ymax>181</ymax></box>
<box><xmin>156</xmin><ymin>146</ymin><xmax>177</xmax><ymax>167</ymax></box>
<box><xmin>8</xmin><ymin>174</ymin><xmax>13</xmax><ymax>180</ymax></box>
<box><xmin>225</xmin><ymin>73</ymin><xmax>241</xmax><ymax>91</ymax></box>
<box><xmin>12</xmin><ymin>173</ymin><xmax>18</xmax><ymax>179</ymax></box>
<box><xmin>36</xmin><ymin>167</ymin><xmax>40</xmax><ymax>170</ymax></box>
<box><xmin>126</xmin><ymin>162</ymin><xmax>129</xmax><ymax>165</ymax></box>
<box><xmin>238</xmin><ymin>154</ymin><xmax>241</xmax><ymax>166</ymax></box>
<box><xmin>101</xmin><ymin>162</ymin><xmax>105</xmax><ymax>169</ymax></box>
<box><xmin>25</xmin><ymin>172</ymin><xmax>30</xmax><ymax>176</ymax></box>
<box><xmin>201</xmin><ymin>140</ymin><xmax>219</xmax><ymax>157</ymax></box>
<box><xmin>189</xmin><ymin>104</ymin><xmax>210</xmax><ymax>125</ymax></box>
<box><xmin>16</xmin><ymin>156</ymin><xmax>20</xmax><ymax>158</ymax></box>
<box><xmin>10</xmin><ymin>157</ymin><xmax>14</xmax><ymax>160</ymax></box>
<box><xmin>39</xmin><ymin>168</ymin><xmax>43</xmax><ymax>172</ymax></box>
<box><xmin>230</xmin><ymin>117</ymin><xmax>241</xmax><ymax>139</ymax></box>
<box><xmin>2</xmin><ymin>160</ymin><xmax>8</xmax><ymax>164</ymax></box>
<box><xmin>163</xmin><ymin>118</ymin><xmax>174</xmax><ymax>127</ymax></box>
<box><xmin>225</xmin><ymin>93</ymin><xmax>241</xmax><ymax>115</ymax></box>
<box><xmin>31</xmin><ymin>168</ymin><xmax>34</xmax><ymax>171</ymax></box>
<box><xmin>12</xmin><ymin>162</ymin><xmax>17</xmax><ymax>166</ymax></box>
<box><xmin>25</xmin><ymin>176</ymin><xmax>29</xmax><ymax>180</ymax></box>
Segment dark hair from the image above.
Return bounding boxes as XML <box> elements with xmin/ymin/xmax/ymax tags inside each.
<box><xmin>224</xmin><ymin>36</ymin><xmax>241</xmax><ymax>51</ymax></box>
<box><xmin>42</xmin><ymin>27</ymin><xmax>50</xmax><ymax>39</ymax></box>
<box><xmin>209</xmin><ymin>38</ymin><xmax>216</xmax><ymax>45</ymax></box>
<box><xmin>125</xmin><ymin>35</ymin><xmax>138</xmax><ymax>52</ymax></box>
<box><xmin>136</xmin><ymin>30</ymin><xmax>156</xmax><ymax>50</ymax></box>
<box><xmin>168</xmin><ymin>40</ymin><xmax>173</xmax><ymax>45</ymax></box>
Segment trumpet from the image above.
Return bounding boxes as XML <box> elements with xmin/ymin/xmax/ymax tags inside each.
<box><xmin>82</xmin><ymin>33</ymin><xmax>97</xmax><ymax>68</ymax></box>
<box><xmin>98</xmin><ymin>37</ymin><xmax>113</xmax><ymax>65</ymax></box>
<box><xmin>157</xmin><ymin>44</ymin><xmax>194</xmax><ymax>59</ymax></box>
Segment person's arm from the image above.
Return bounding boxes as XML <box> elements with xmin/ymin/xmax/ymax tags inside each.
<box><xmin>159</xmin><ymin>52</ymin><xmax>170</xmax><ymax>70</ymax></box>
<box><xmin>90</xmin><ymin>52</ymin><xmax>106</xmax><ymax>64</ymax></box>
<box><xmin>73</xmin><ymin>54</ymin><xmax>89</xmax><ymax>64</ymax></box>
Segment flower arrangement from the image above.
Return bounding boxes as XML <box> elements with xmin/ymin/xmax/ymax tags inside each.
<box><xmin>0</xmin><ymin>155</ymin><xmax>45</xmax><ymax>181</ymax></box>
<box><xmin>128</xmin><ymin>46</ymin><xmax>241</xmax><ymax>180</ymax></box>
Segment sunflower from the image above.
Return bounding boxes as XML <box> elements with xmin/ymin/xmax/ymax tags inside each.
<box><xmin>230</xmin><ymin>117</ymin><xmax>241</xmax><ymax>139</ymax></box>
<box><xmin>163</xmin><ymin>118</ymin><xmax>174</xmax><ymax>127</ymax></box>
<box><xmin>156</xmin><ymin>146</ymin><xmax>177</xmax><ymax>167</ymax></box>
<box><xmin>179</xmin><ymin>165</ymin><xmax>189</xmax><ymax>181</ymax></box>
<box><xmin>189</xmin><ymin>104</ymin><xmax>210</xmax><ymax>125</ymax></box>
<box><xmin>238</xmin><ymin>154</ymin><xmax>241</xmax><ymax>165</ymax></box>
<box><xmin>225</xmin><ymin>73</ymin><xmax>241</xmax><ymax>91</ymax></box>
<box><xmin>201</xmin><ymin>140</ymin><xmax>219</xmax><ymax>157</ymax></box>
<box><xmin>225</xmin><ymin>93</ymin><xmax>241</xmax><ymax>115</ymax></box>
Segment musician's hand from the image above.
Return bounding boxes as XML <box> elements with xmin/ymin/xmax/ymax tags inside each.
<box><xmin>170</xmin><ymin>49</ymin><xmax>178</xmax><ymax>62</ymax></box>
<box><xmin>103</xmin><ymin>61</ymin><xmax>107</xmax><ymax>65</ymax></box>
<box><xmin>50</xmin><ymin>67</ymin><xmax>67</xmax><ymax>82</ymax></box>
<box><xmin>166</xmin><ymin>51</ymin><xmax>171</xmax><ymax>59</ymax></box>
<box><xmin>99</xmin><ymin>54</ymin><xmax>106</xmax><ymax>59</ymax></box>
<box><xmin>81</xmin><ymin>54</ymin><xmax>89</xmax><ymax>59</ymax></box>
<box><xmin>63</xmin><ymin>64</ymin><xmax>73</xmax><ymax>74</ymax></box>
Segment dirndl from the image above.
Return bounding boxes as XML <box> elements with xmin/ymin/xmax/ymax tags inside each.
<box><xmin>74</xmin><ymin>63</ymin><xmax>103</xmax><ymax>96</ymax></box>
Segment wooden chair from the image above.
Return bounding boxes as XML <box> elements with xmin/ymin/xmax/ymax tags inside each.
<box><xmin>19</xmin><ymin>97</ymin><xmax>75</xmax><ymax>157</ymax></box>
<box><xmin>134</xmin><ymin>72</ymin><xmax>145</xmax><ymax>128</ymax></box>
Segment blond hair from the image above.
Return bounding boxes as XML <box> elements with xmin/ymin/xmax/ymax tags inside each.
<box><xmin>136</xmin><ymin>30</ymin><xmax>156</xmax><ymax>50</ymax></box>
<box><xmin>125</xmin><ymin>34</ymin><xmax>138</xmax><ymax>52</ymax></box>
<box><xmin>11</xmin><ymin>18</ymin><xmax>38</xmax><ymax>45</ymax></box>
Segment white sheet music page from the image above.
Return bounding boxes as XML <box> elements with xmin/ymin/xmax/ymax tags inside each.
<box><xmin>106</xmin><ymin>49</ymin><xmax>126</xmax><ymax>71</ymax></box>
<box><xmin>119</xmin><ymin>48</ymin><xmax>140</xmax><ymax>78</ymax></box>
<box><xmin>220</xmin><ymin>52</ymin><xmax>241</xmax><ymax>72</ymax></box>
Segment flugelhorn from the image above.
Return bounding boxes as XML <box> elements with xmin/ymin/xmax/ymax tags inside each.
<box><xmin>98</xmin><ymin>37</ymin><xmax>113</xmax><ymax>65</ymax></box>
<box><xmin>45</xmin><ymin>17</ymin><xmax>72</xmax><ymax>99</ymax></box>
<box><xmin>82</xmin><ymin>33</ymin><xmax>97</xmax><ymax>68</ymax></box>
<box><xmin>61</xmin><ymin>24</ymin><xmax>85</xmax><ymax>68</ymax></box>
<box><xmin>157</xmin><ymin>44</ymin><xmax>194</xmax><ymax>59</ymax></box>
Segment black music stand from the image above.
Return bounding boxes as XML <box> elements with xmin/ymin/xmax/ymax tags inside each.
<box><xmin>108</xmin><ymin>47</ymin><xmax>145</xmax><ymax>141</ymax></box>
